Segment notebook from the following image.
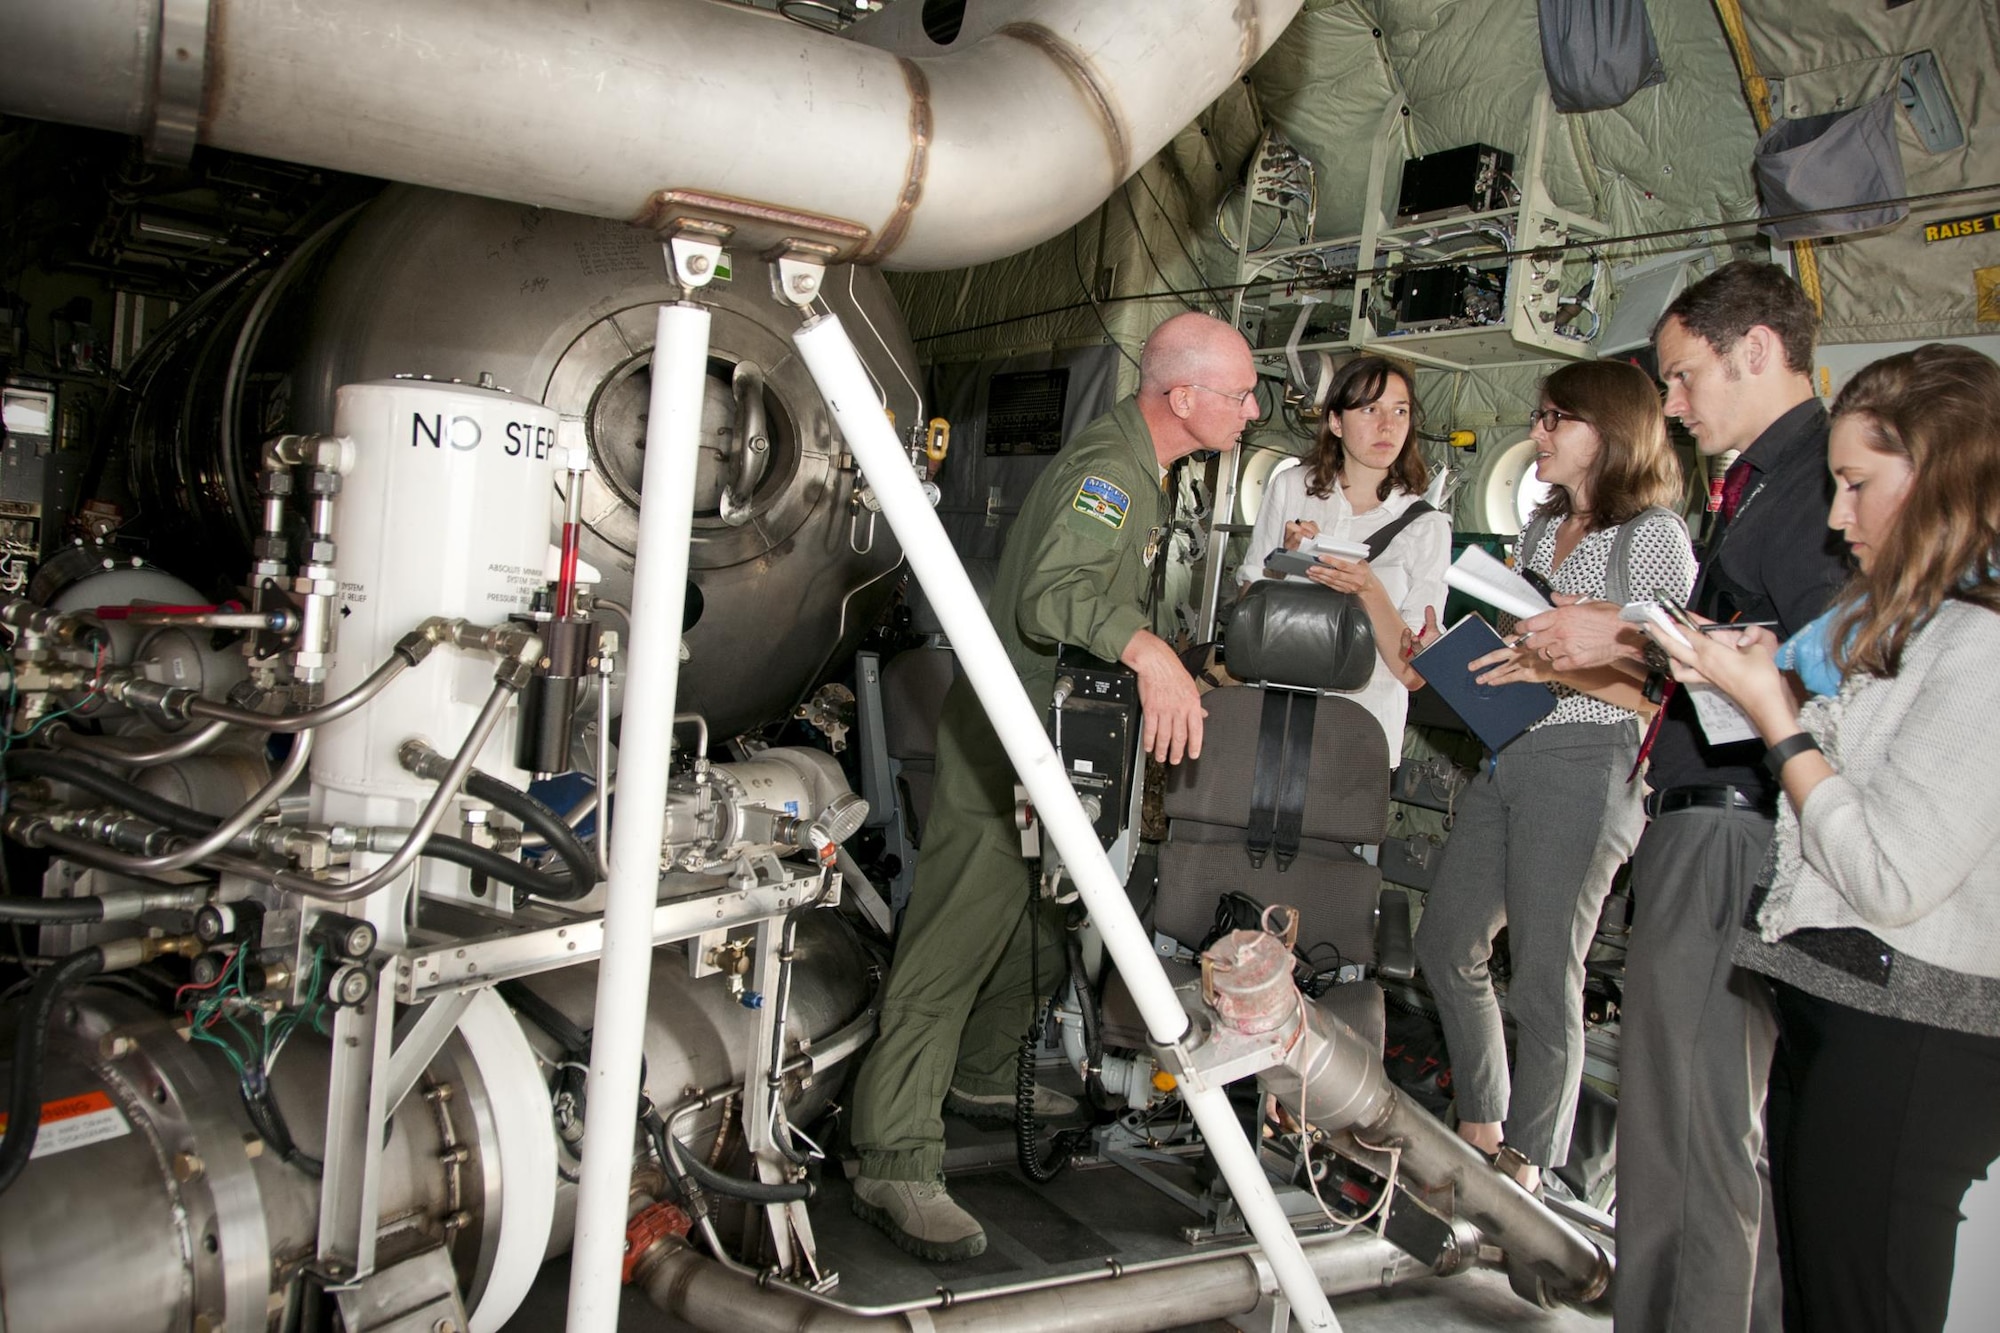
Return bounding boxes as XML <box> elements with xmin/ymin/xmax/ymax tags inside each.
<box><xmin>1408</xmin><ymin>614</ymin><xmax>1558</xmax><ymax>753</ymax></box>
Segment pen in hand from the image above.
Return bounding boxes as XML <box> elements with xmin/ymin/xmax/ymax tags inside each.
<box><xmin>1695</xmin><ymin>620</ymin><xmax>1779</xmax><ymax>634</ymax></box>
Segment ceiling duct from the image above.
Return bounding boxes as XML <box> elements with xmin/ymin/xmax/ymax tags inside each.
<box><xmin>0</xmin><ymin>0</ymin><xmax>1304</xmax><ymax>271</ymax></box>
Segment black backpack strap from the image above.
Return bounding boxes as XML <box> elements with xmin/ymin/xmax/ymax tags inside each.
<box><xmin>1363</xmin><ymin>498</ymin><xmax>1437</xmax><ymax>561</ymax></box>
<box><xmin>1246</xmin><ymin>689</ymin><xmax>1290</xmax><ymax>868</ymax></box>
<box><xmin>1272</xmin><ymin>693</ymin><xmax>1319</xmax><ymax>871</ymax></box>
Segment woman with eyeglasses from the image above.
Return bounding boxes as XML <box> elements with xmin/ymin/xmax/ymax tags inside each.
<box><xmin>1238</xmin><ymin>354</ymin><xmax>1451</xmax><ymax>761</ymax></box>
<box><xmin>1414</xmin><ymin>358</ymin><xmax>1695</xmax><ymax>1195</ymax></box>
<box><xmin>1643</xmin><ymin>344</ymin><xmax>2000</xmax><ymax>1333</ymax></box>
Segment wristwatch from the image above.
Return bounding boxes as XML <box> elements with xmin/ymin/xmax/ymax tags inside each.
<box><xmin>1763</xmin><ymin>731</ymin><xmax>1822</xmax><ymax>779</ymax></box>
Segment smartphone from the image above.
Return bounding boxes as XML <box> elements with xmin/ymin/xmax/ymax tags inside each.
<box><xmin>1264</xmin><ymin>546</ymin><xmax>1366</xmax><ymax>578</ymax></box>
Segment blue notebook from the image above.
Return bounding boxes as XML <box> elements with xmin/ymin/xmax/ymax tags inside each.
<box><xmin>1408</xmin><ymin>614</ymin><xmax>1558</xmax><ymax>754</ymax></box>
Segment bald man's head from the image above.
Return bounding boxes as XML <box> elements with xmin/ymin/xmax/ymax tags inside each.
<box><xmin>1136</xmin><ymin>312</ymin><xmax>1261</xmax><ymax>463</ymax></box>
<box><xmin>1138</xmin><ymin>312</ymin><xmax>1249</xmax><ymax>395</ymax></box>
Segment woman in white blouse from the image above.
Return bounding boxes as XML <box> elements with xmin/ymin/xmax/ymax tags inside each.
<box><xmin>1414</xmin><ymin>358</ymin><xmax>1695</xmax><ymax>1195</ymax></box>
<box><xmin>1238</xmin><ymin>354</ymin><xmax>1451</xmax><ymax>762</ymax></box>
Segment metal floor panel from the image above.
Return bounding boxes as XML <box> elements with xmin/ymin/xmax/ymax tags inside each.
<box><xmin>503</xmin><ymin>1129</ymin><xmax>1609</xmax><ymax>1332</ymax></box>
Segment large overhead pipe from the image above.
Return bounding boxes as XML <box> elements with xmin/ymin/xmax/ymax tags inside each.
<box><xmin>0</xmin><ymin>0</ymin><xmax>1303</xmax><ymax>271</ymax></box>
<box><xmin>790</xmin><ymin>311</ymin><xmax>1338</xmax><ymax>1329</ymax></box>
<box><xmin>565</xmin><ymin>298</ymin><xmax>712</xmax><ymax>1330</ymax></box>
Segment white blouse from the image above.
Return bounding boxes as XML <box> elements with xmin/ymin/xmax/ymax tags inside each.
<box><xmin>1240</xmin><ymin>465</ymin><xmax>1452</xmax><ymax>762</ymax></box>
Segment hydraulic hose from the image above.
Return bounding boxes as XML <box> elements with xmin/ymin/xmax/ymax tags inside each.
<box><xmin>11</xmin><ymin>727</ymin><xmax>584</xmax><ymax>903</ymax></box>
<box><xmin>423</xmin><ymin>834</ymin><xmax>587</xmax><ymax>902</ymax></box>
<box><xmin>0</xmin><ymin>895</ymin><xmax>107</xmax><ymax>924</ymax></box>
<box><xmin>663</xmin><ymin>1125</ymin><xmax>813</xmax><ymax>1204</ymax></box>
<box><xmin>1066</xmin><ymin>930</ymin><xmax>1110</xmax><ymax>1111</ymax></box>
<box><xmin>461</xmin><ymin>771</ymin><xmax>597</xmax><ymax>889</ymax></box>
<box><xmin>4</xmin><ymin>751</ymin><xmax>220</xmax><ymax>836</ymax></box>
<box><xmin>0</xmin><ymin>946</ymin><xmax>106</xmax><ymax>1195</ymax></box>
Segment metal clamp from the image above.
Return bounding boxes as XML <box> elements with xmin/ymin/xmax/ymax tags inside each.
<box><xmin>149</xmin><ymin>0</ymin><xmax>213</xmax><ymax>163</ymax></box>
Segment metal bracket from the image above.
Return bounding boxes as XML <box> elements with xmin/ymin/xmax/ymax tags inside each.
<box><xmin>149</xmin><ymin>0</ymin><xmax>212</xmax><ymax>163</ymax></box>
<box><xmin>383</xmin><ymin>989</ymin><xmax>477</xmax><ymax>1120</ymax></box>
<box><xmin>769</xmin><ymin>240</ymin><xmax>838</xmax><ymax>310</ymax></box>
<box><xmin>665</xmin><ymin>221</ymin><xmax>733</xmax><ymax>292</ymax></box>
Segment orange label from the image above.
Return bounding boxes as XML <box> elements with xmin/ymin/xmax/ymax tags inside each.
<box><xmin>0</xmin><ymin>1089</ymin><xmax>129</xmax><ymax>1159</ymax></box>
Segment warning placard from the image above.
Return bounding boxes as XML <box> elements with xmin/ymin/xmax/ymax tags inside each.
<box><xmin>0</xmin><ymin>1089</ymin><xmax>130</xmax><ymax>1159</ymax></box>
<box><xmin>1923</xmin><ymin>211</ymin><xmax>2000</xmax><ymax>245</ymax></box>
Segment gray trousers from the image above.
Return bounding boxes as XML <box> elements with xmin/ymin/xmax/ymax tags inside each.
<box><xmin>1614</xmin><ymin>805</ymin><xmax>1782</xmax><ymax>1333</ymax></box>
<box><xmin>1414</xmin><ymin>721</ymin><xmax>1644</xmax><ymax>1167</ymax></box>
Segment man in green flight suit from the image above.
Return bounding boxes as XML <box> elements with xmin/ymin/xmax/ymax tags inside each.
<box><xmin>849</xmin><ymin>312</ymin><xmax>1262</xmax><ymax>1259</ymax></box>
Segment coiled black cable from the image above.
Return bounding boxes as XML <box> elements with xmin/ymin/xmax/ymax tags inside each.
<box><xmin>1</xmin><ymin>947</ymin><xmax>105</xmax><ymax>1195</ymax></box>
<box><xmin>1015</xmin><ymin>867</ymin><xmax>1075</xmax><ymax>1183</ymax></box>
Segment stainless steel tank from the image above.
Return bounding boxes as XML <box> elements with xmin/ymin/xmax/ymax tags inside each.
<box><xmin>126</xmin><ymin>185</ymin><xmax>918</xmax><ymax>740</ymax></box>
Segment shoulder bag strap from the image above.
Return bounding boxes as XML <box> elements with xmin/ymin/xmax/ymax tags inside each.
<box><xmin>1362</xmin><ymin>498</ymin><xmax>1438</xmax><ymax>561</ymax></box>
<box><xmin>1604</xmin><ymin>505</ymin><xmax>1688</xmax><ymax>606</ymax></box>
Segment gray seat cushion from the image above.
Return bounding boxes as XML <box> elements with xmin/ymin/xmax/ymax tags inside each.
<box><xmin>1164</xmin><ymin>686</ymin><xmax>1389</xmax><ymax>844</ymax></box>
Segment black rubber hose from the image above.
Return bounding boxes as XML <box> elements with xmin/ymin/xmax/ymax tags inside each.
<box><xmin>1</xmin><ymin>946</ymin><xmax>105</xmax><ymax>1195</ymax></box>
<box><xmin>462</xmin><ymin>772</ymin><xmax>598</xmax><ymax>889</ymax></box>
<box><xmin>0</xmin><ymin>896</ymin><xmax>104</xmax><ymax>924</ymax></box>
<box><xmin>424</xmin><ymin>835</ymin><xmax>587</xmax><ymax>902</ymax></box>
<box><xmin>665</xmin><ymin>1128</ymin><xmax>813</xmax><ymax>1203</ymax></box>
<box><xmin>3</xmin><ymin>752</ymin><xmax>217</xmax><ymax>836</ymax></box>
<box><xmin>1066</xmin><ymin>931</ymin><xmax>1110</xmax><ymax>1110</ymax></box>
<box><xmin>5</xmin><ymin>752</ymin><xmax>587</xmax><ymax>903</ymax></box>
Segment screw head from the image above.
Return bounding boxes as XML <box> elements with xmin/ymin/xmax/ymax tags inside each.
<box><xmin>687</xmin><ymin>254</ymin><xmax>711</xmax><ymax>275</ymax></box>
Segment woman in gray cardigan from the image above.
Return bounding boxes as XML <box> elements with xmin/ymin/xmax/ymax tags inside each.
<box><xmin>1649</xmin><ymin>344</ymin><xmax>2000</xmax><ymax>1333</ymax></box>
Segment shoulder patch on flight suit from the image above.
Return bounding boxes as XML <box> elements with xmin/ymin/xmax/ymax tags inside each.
<box><xmin>1072</xmin><ymin>475</ymin><xmax>1131</xmax><ymax>530</ymax></box>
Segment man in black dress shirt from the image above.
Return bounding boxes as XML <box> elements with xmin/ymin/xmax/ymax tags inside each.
<box><xmin>1517</xmin><ymin>262</ymin><xmax>1850</xmax><ymax>1333</ymax></box>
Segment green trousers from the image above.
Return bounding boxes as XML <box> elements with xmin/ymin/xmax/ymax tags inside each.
<box><xmin>849</xmin><ymin>679</ymin><xmax>1065</xmax><ymax>1181</ymax></box>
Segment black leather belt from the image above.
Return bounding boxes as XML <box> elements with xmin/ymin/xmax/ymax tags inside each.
<box><xmin>1643</xmin><ymin>784</ymin><xmax>1775</xmax><ymax>819</ymax></box>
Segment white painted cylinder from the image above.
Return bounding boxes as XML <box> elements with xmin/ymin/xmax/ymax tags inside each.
<box><xmin>791</xmin><ymin>313</ymin><xmax>1337</xmax><ymax>1331</ymax></box>
<box><xmin>566</xmin><ymin>303</ymin><xmax>710</xmax><ymax>1330</ymax></box>
<box><xmin>313</xmin><ymin>378</ymin><xmax>560</xmax><ymax>825</ymax></box>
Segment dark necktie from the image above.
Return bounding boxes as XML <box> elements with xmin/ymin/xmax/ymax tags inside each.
<box><xmin>1720</xmin><ymin>456</ymin><xmax>1754</xmax><ymax>521</ymax></box>
<box><xmin>1631</xmin><ymin>457</ymin><xmax>1755</xmax><ymax>781</ymax></box>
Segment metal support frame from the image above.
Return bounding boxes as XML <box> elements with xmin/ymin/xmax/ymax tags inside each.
<box><xmin>317</xmin><ymin>987</ymin><xmax>398</xmax><ymax>1279</ymax></box>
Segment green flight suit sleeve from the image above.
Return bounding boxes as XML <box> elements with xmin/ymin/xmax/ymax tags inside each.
<box><xmin>1015</xmin><ymin>464</ymin><xmax>1153</xmax><ymax>665</ymax></box>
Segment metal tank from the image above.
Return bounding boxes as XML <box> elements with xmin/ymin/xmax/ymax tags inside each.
<box><xmin>122</xmin><ymin>186</ymin><xmax>917</xmax><ymax>740</ymax></box>
<box><xmin>0</xmin><ymin>913</ymin><xmax>873</xmax><ymax>1333</ymax></box>
<box><xmin>286</xmin><ymin>187</ymin><xmax>916</xmax><ymax>739</ymax></box>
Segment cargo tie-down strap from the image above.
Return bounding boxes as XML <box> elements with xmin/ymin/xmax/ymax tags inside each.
<box><xmin>1246</xmin><ymin>688</ymin><xmax>1319</xmax><ymax>871</ymax></box>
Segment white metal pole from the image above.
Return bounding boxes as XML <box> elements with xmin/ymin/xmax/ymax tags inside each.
<box><xmin>792</xmin><ymin>313</ymin><xmax>1340</xmax><ymax>1332</ymax></box>
<box><xmin>566</xmin><ymin>301</ymin><xmax>712</xmax><ymax>1330</ymax></box>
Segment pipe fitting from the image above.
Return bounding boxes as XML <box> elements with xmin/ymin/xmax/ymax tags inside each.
<box><xmin>398</xmin><ymin>738</ymin><xmax>449</xmax><ymax>783</ymax></box>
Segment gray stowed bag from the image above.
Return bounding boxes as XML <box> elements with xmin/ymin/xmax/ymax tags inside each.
<box><xmin>1537</xmin><ymin>0</ymin><xmax>1666</xmax><ymax>113</ymax></box>
<box><xmin>1755</xmin><ymin>91</ymin><xmax>1909</xmax><ymax>241</ymax></box>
